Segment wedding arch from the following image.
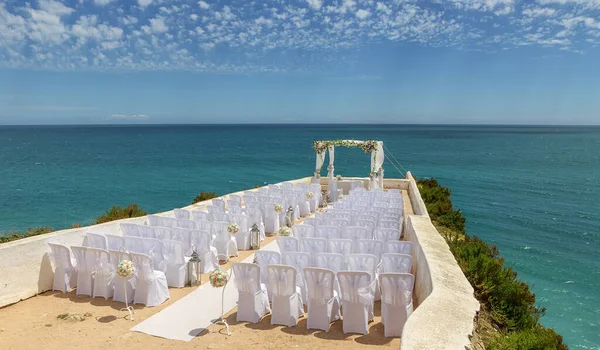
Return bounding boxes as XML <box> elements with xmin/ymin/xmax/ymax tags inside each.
<box><xmin>312</xmin><ymin>139</ymin><xmax>385</xmax><ymax>189</ymax></box>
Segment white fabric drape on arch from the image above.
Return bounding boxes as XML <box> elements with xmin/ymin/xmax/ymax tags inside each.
<box><xmin>315</xmin><ymin>152</ymin><xmax>325</xmax><ymax>175</ymax></box>
<box><xmin>327</xmin><ymin>145</ymin><xmax>335</xmax><ymax>179</ymax></box>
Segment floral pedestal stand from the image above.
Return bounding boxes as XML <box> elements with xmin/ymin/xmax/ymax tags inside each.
<box><xmin>209</xmin><ymin>269</ymin><xmax>231</xmax><ymax>336</ymax></box>
<box><xmin>120</xmin><ymin>279</ymin><xmax>135</xmax><ymax>321</ymax></box>
<box><xmin>214</xmin><ymin>283</ymin><xmax>231</xmax><ymax>336</ymax></box>
<box><xmin>116</xmin><ymin>259</ymin><xmax>135</xmax><ymax>321</ymax></box>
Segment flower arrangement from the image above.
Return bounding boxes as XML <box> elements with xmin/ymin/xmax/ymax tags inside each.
<box><xmin>313</xmin><ymin>141</ymin><xmax>328</xmax><ymax>154</ymax></box>
<box><xmin>338</xmin><ymin>194</ymin><xmax>344</xmax><ymax>200</ymax></box>
<box><xmin>117</xmin><ymin>260</ymin><xmax>135</xmax><ymax>278</ymax></box>
<box><xmin>227</xmin><ymin>223</ymin><xmax>239</xmax><ymax>235</ymax></box>
<box><xmin>209</xmin><ymin>269</ymin><xmax>229</xmax><ymax>288</ymax></box>
<box><xmin>312</xmin><ymin>140</ymin><xmax>378</xmax><ymax>154</ymax></box>
<box><xmin>278</xmin><ymin>226</ymin><xmax>291</xmax><ymax>236</ymax></box>
<box><xmin>274</xmin><ymin>204</ymin><xmax>283</xmax><ymax>213</ymax></box>
<box><xmin>317</xmin><ymin>207</ymin><xmax>328</xmax><ymax>213</ymax></box>
<box><xmin>336</xmin><ymin>175</ymin><xmax>342</xmax><ymax>181</ymax></box>
<box><xmin>306</xmin><ymin>192</ymin><xmax>314</xmax><ymax>199</ymax></box>
<box><xmin>360</xmin><ymin>140</ymin><xmax>378</xmax><ymax>153</ymax></box>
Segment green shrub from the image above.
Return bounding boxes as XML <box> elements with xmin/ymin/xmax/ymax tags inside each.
<box><xmin>192</xmin><ymin>191</ymin><xmax>218</xmax><ymax>204</ymax></box>
<box><xmin>94</xmin><ymin>204</ymin><xmax>147</xmax><ymax>224</ymax></box>
<box><xmin>487</xmin><ymin>326</ymin><xmax>567</xmax><ymax>350</ymax></box>
<box><xmin>0</xmin><ymin>226</ymin><xmax>55</xmax><ymax>243</ymax></box>
<box><xmin>417</xmin><ymin>178</ymin><xmax>466</xmax><ymax>233</ymax></box>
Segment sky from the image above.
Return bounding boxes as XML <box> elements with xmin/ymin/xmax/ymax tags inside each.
<box><xmin>0</xmin><ymin>0</ymin><xmax>599</xmax><ymax>125</ymax></box>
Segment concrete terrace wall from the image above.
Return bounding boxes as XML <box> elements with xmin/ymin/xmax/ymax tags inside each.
<box><xmin>399</xmin><ymin>172</ymin><xmax>479</xmax><ymax>350</ymax></box>
<box><xmin>0</xmin><ymin>177</ymin><xmax>313</xmax><ymax>308</ymax></box>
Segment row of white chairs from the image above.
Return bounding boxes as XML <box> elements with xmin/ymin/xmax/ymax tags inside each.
<box><xmin>290</xmin><ymin>223</ymin><xmax>401</xmax><ymax>242</ymax></box>
<box><xmin>85</xmin><ymin>231</ymin><xmax>219</xmax><ymax>286</ymax></box>
<box><xmin>48</xmin><ymin>243</ymin><xmax>169</xmax><ymax>307</ymax></box>
<box><xmin>232</xmin><ymin>262</ymin><xmax>413</xmax><ymax>337</ymax></box>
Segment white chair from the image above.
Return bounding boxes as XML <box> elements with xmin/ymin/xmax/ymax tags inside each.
<box><xmin>379</xmin><ymin>219</ymin><xmax>400</xmax><ymax>230</ymax></box>
<box><xmin>292</xmin><ymin>224</ymin><xmax>314</xmax><ymax>239</ymax></box>
<box><xmin>314</xmin><ymin>253</ymin><xmax>344</xmax><ymax>294</ymax></box>
<box><xmin>89</xmin><ymin>248</ymin><xmax>115</xmax><ymax>299</ymax></box>
<box><xmin>384</xmin><ymin>241</ymin><xmax>412</xmax><ymax>255</ymax></box>
<box><xmin>381</xmin><ymin>253</ymin><xmax>412</xmax><ymax>274</ymax></box>
<box><xmin>379</xmin><ymin>273</ymin><xmax>415</xmax><ymax>337</ymax></box>
<box><xmin>354</xmin><ymin>219</ymin><xmax>376</xmax><ymax>237</ymax></box>
<box><xmin>212</xmin><ymin>198</ymin><xmax>226</xmax><ymax>212</ymax></box>
<box><xmin>70</xmin><ymin>246</ymin><xmax>94</xmax><ymax>296</ymax></box>
<box><xmin>327</xmin><ymin>239</ymin><xmax>354</xmax><ymax>266</ymax></box>
<box><xmin>120</xmin><ymin>223</ymin><xmax>140</xmax><ymax>237</ymax></box>
<box><xmin>174</xmin><ymin>209</ymin><xmax>190</xmax><ymax>220</ymax></box>
<box><xmin>302</xmin><ymin>217</ymin><xmax>318</xmax><ymax>229</ymax></box>
<box><xmin>316</xmin><ymin>225</ymin><xmax>341</xmax><ymax>240</ymax></box>
<box><xmin>110</xmin><ymin>249</ymin><xmax>135</xmax><ymax>304</ymax></box>
<box><xmin>342</xmin><ymin>226</ymin><xmax>370</xmax><ymax>251</ymax></box>
<box><xmin>194</xmin><ymin>220</ymin><xmax>212</xmax><ymax>237</ymax></box>
<box><xmin>105</xmin><ymin>234</ymin><xmax>125</xmax><ymax>251</ymax></box>
<box><xmin>153</xmin><ymin>226</ymin><xmax>172</xmax><ymax>241</ymax></box>
<box><xmin>86</xmin><ymin>232</ymin><xmax>107</xmax><ymax>249</ymax></box>
<box><xmin>48</xmin><ymin>243</ymin><xmax>77</xmax><ymax>293</ymax></box>
<box><xmin>348</xmin><ymin>253</ymin><xmax>379</xmax><ymax>301</ymax></box>
<box><xmin>190</xmin><ymin>230</ymin><xmax>219</xmax><ymax>273</ymax></box>
<box><xmin>130</xmin><ymin>252</ymin><xmax>170</xmax><ymax>307</ymax></box>
<box><xmin>212</xmin><ymin>221</ymin><xmax>238</xmax><ymax>261</ymax></box>
<box><xmin>247</xmin><ymin>208</ymin><xmax>265</xmax><ymax>241</ymax></box>
<box><xmin>299</xmin><ymin>237</ymin><xmax>327</xmax><ymax>266</ymax></box>
<box><xmin>207</xmin><ymin>204</ymin><xmax>224</xmax><ymax>214</ymax></box>
<box><xmin>162</xmin><ymin>239</ymin><xmax>188</xmax><ymax>287</ymax></box>
<box><xmin>304</xmin><ymin>268</ymin><xmax>341</xmax><ymax>332</ymax></box>
<box><xmin>177</xmin><ymin>219</ymin><xmax>198</xmax><ymax>230</ymax></box>
<box><xmin>140</xmin><ymin>238</ymin><xmax>167</xmax><ymax>272</ymax></box>
<box><xmin>281</xmin><ymin>251</ymin><xmax>311</xmax><ymax>305</ymax></box>
<box><xmin>148</xmin><ymin>215</ymin><xmax>176</xmax><ymax>228</ymax></box>
<box><xmin>337</xmin><ymin>271</ymin><xmax>374</xmax><ymax>335</ymax></box>
<box><xmin>231</xmin><ymin>214</ymin><xmax>251</xmax><ymax>250</ymax></box>
<box><xmin>210</xmin><ymin>212</ymin><xmax>230</xmax><ymax>223</ymax></box>
<box><xmin>137</xmin><ymin>225</ymin><xmax>156</xmax><ymax>238</ymax></box>
<box><xmin>267</xmin><ymin>265</ymin><xmax>304</xmax><ymax>327</ymax></box>
<box><xmin>375</xmin><ymin>228</ymin><xmax>400</xmax><ymax>242</ymax></box>
<box><xmin>232</xmin><ymin>263</ymin><xmax>271</xmax><ymax>323</ymax></box>
<box><xmin>254</xmin><ymin>250</ymin><xmax>281</xmax><ymax>301</ymax></box>
<box><xmin>191</xmin><ymin>211</ymin><xmax>209</xmax><ymax>221</ymax></box>
<box><xmin>229</xmin><ymin>206</ymin><xmax>244</xmax><ymax>215</ymax></box>
<box><xmin>276</xmin><ymin>236</ymin><xmax>299</xmax><ymax>253</ymax></box>
<box><xmin>331</xmin><ymin>218</ymin><xmax>350</xmax><ymax>228</ymax></box>
<box><xmin>171</xmin><ymin>227</ymin><xmax>192</xmax><ymax>256</ymax></box>
<box><xmin>356</xmin><ymin>239</ymin><xmax>384</xmax><ymax>262</ymax></box>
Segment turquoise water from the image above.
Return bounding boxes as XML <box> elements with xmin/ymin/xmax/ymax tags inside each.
<box><xmin>0</xmin><ymin>125</ymin><xmax>598</xmax><ymax>348</ymax></box>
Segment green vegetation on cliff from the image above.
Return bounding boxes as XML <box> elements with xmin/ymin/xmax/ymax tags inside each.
<box><xmin>416</xmin><ymin>178</ymin><xmax>567</xmax><ymax>350</ymax></box>
<box><xmin>192</xmin><ymin>191</ymin><xmax>218</xmax><ymax>204</ymax></box>
<box><xmin>94</xmin><ymin>204</ymin><xmax>147</xmax><ymax>224</ymax></box>
<box><xmin>0</xmin><ymin>226</ymin><xmax>55</xmax><ymax>244</ymax></box>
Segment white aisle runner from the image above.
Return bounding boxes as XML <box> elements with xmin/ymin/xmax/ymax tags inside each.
<box><xmin>131</xmin><ymin>240</ymin><xmax>280</xmax><ymax>341</ymax></box>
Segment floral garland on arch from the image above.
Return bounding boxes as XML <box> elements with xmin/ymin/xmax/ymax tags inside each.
<box><xmin>312</xmin><ymin>139</ymin><xmax>379</xmax><ymax>154</ymax></box>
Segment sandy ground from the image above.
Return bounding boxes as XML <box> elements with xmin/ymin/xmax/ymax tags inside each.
<box><xmin>0</xmin><ymin>190</ymin><xmax>412</xmax><ymax>350</ymax></box>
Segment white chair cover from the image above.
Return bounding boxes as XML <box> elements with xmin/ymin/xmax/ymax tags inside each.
<box><xmin>137</xmin><ymin>224</ymin><xmax>156</xmax><ymax>238</ymax></box>
<box><xmin>191</xmin><ymin>230</ymin><xmax>219</xmax><ymax>273</ymax></box>
<box><xmin>281</xmin><ymin>251</ymin><xmax>311</xmax><ymax>305</ymax></box>
<box><xmin>86</xmin><ymin>232</ymin><xmax>108</xmax><ymax>249</ymax></box>
<box><xmin>210</xmin><ymin>212</ymin><xmax>230</xmax><ymax>222</ymax></box>
<box><xmin>70</xmin><ymin>246</ymin><xmax>94</xmax><ymax>296</ymax></box>
<box><xmin>327</xmin><ymin>239</ymin><xmax>354</xmax><ymax>266</ymax></box>
<box><xmin>194</xmin><ymin>220</ymin><xmax>212</xmax><ymax>237</ymax></box>
<box><xmin>267</xmin><ymin>265</ymin><xmax>304</xmax><ymax>327</ymax></box>
<box><xmin>384</xmin><ymin>241</ymin><xmax>413</xmax><ymax>255</ymax></box>
<box><xmin>254</xmin><ymin>250</ymin><xmax>281</xmax><ymax>300</ymax></box>
<box><xmin>191</xmin><ymin>210</ymin><xmax>209</xmax><ymax>221</ymax></box>
<box><xmin>140</xmin><ymin>237</ymin><xmax>167</xmax><ymax>272</ymax></box>
<box><xmin>232</xmin><ymin>263</ymin><xmax>271</xmax><ymax>323</ymax></box>
<box><xmin>162</xmin><ymin>239</ymin><xmax>188</xmax><ymax>287</ymax></box>
<box><xmin>212</xmin><ymin>198</ymin><xmax>226</xmax><ymax>212</ymax></box>
<box><xmin>247</xmin><ymin>208</ymin><xmax>266</xmax><ymax>241</ymax></box>
<box><xmin>177</xmin><ymin>219</ymin><xmax>198</xmax><ymax>230</ymax></box>
<box><xmin>89</xmin><ymin>248</ymin><xmax>115</xmax><ymax>299</ymax></box>
<box><xmin>229</xmin><ymin>206</ymin><xmax>244</xmax><ymax>215</ymax></box>
<box><xmin>304</xmin><ymin>268</ymin><xmax>341</xmax><ymax>331</ymax></box>
<box><xmin>207</xmin><ymin>205</ymin><xmax>224</xmax><ymax>214</ymax></box>
<box><xmin>231</xmin><ymin>214</ymin><xmax>251</xmax><ymax>250</ymax></box>
<box><xmin>354</xmin><ymin>219</ymin><xmax>376</xmax><ymax>237</ymax></box>
<box><xmin>48</xmin><ymin>243</ymin><xmax>77</xmax><ymax>293</ymax></box>
<box><xmin>379</xmin><ymin>273</ymin><xmax>415</xmax><ymax>337</ymax></box>
<box><xmin>299</xmin><ymin>237</ymin><xmax>327</xmax><ymax>266</ymax></box>
<box><xmin>276</xmin><ymin>236</ymin><xmax>299</xmax><ymax>253</ymax></box>
<box><xmin>171</xmin><ymin>227</ymin><xmax>192</xmax><ymax>256</ymax></box>
<box><xmin>302</xmin><ymin>217</ymin><xmax>318</xmax><ymax>230</ymax></box>
<box><xmin>212</xmin><ymin>221</ymin><xmax>238</xmax><ymax>261</ymax></box>
<box><xmin>292</xmin><ymin>224</ymin><xmax>314</xmax><ymax>239</ymax></box>
<box><xmin>153</xmin><ymin>226</ymin><xmax>172</xmax><ymax>241</ymax></box>
<box><xmin>343</xmin><ymin>226</ymin><xmax>370</xmax><ymax>251</ymax></box>
<box><xmin>314</xmin><ymin>253</ymin><xmax>344</xmax><ymax>293</ymax></box>
<box><xmin>379</xmin><ymin>220</ymin><xmax>401</xmax><ymax>230</ymax></box>
<box><xmin>110</xmin><ymin>249</ymin><xmax>136</xmax><ymax>304</ymax></box>
<box><xmin>337</xmin><ymin>271</ymin><xmax>374</xmax><ymax>335</ymax></box>
<box><xmin>357</xmin><ymin>239</ymin><xmax>384</xmax><ymax>262</ymax></box>
<box><xmin>120</xmin><ymin>223</ymin><xmax>140</xmax><ymax>237</ymax></box>
<box><xmin>375</xmin><ymin>228</ymin><xmax>400</xmax><ymax>242</ymax></box>
<box><xmin>264</xmin><ymin>204</ymin><xmax>281</xmax><ymax>234</ymax></box>
<box><xmin>174</xmin><ymin>209</ymin><xmax>190</xmax><ymax>220</ymax></box>
<box><xmin>348</xmin><ymin>253</ymin><xmax>380</xmax><ymax>301</ymax></box>
<box><xmin>381</xmin><ymin>253</ymin><xmax>412</xmax><ymax>274</ymax></box>
<box><xmin>316</xmin><ymin>225</ymin><xmax>341</xmax><ymax>240</ymax></box>
<box><xmin>130</xmin><ymin>252</ymin><xmax>170</xmax><ymax>307</ymax></box>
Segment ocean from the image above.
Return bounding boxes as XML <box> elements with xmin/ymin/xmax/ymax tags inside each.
<box><xmin>0</xmin><ymin>125</ymin><xmax>598</xmax><ymax>348</ymax></box>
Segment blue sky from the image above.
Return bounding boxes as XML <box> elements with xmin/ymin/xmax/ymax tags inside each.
<box><xmin>0</xmin><ymin>0</ymin><xmax>599</xmax><ymax>125</ymax></box>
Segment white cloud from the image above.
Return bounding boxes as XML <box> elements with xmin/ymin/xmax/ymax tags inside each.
<box><xmin>93</xmin><ymin>0</ymin><xmax>115</xmax><ymax>5</ymax></box>
<box><xmin>138</xmin><ymin>0</ymin><xmax>153</xmax><ymax>9</ymax></box>
<box><xmin>198</xmin><ymin>1</ymin><xmax>209</xmax><ymax>9</ymax></box>
<box><xmin>149</xmin><ymin>17</ymin><xmax>168</xmax><ymax>33</ymax></box>
<box><xmin>523</xmin><ymin>7</ymin><xmax>557</xmax><ymax>17</ymax></box>
<box><xmin>307</xmin><ymin>0</ymin><xmax>323</xmax><ymax>10</ymax></box>
<box><xmin>38</xmin><ymin>0</ymin><xmax>74</xmax><ymax>16</ymax></box>
<box><xmin>356</xmin><ymin>9</ymin><xmax>370</xmax><ymax>19</ymax></box>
